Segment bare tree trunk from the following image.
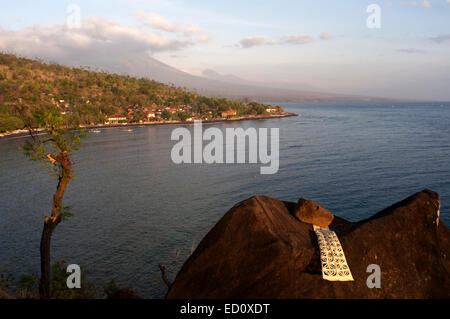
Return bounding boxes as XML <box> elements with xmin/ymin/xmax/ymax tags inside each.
<box><xmin>39</xmin><ymin>152</ymin><xmax>71</xmax><ymax>299</ymax></box>
<box><xmin>39</xmin><ymin>218</ymin><xmax>59</xmax><ymax>298</ymax></box>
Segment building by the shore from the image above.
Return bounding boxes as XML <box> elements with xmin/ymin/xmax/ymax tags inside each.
<box><xmin>266</xmin><ymin>106</ymin><xmax>279</xmax><ymax>113</ymax></box>
<box><xmin>221</xmin><ymin>109</ymin><xmax>237</xmax><ymax>118</ymax></box>
<box><xmin>106</xmin><ymin>115</ymin><xmax>127</xmax><ymax>124</ymax></box>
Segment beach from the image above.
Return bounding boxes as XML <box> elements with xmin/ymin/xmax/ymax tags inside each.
<box><xmin>0</xmin><ymin>112</ymin><xmax>297</xmax><ymax>139</ymax></box>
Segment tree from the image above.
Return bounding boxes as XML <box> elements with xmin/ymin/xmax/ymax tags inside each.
<box><xmin>132</xmin><ymin>110</ymin><xmax>145</xmax><ymax>123</ymax></box>
<box><xmin>175</xmin><ymin>112</ymin><xmax>189</xmax><ymax>121</ymax></box>
<box><xmin>0</xmin><ymin>115</ymin><xmax>24</xmax><ymax>132</ymax></box>
<box><xmin>20</xmin><ymin>107</ymin><xmax>86</xmax><ymax>298</ymax></box>
<box><xmin>161</xmin><ymin>110</ymin><xmax>172</xmax><ymax>120</ymax></box>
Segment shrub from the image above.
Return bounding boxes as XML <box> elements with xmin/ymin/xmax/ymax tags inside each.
<box><xmin>0</xmin><ymin>115</ymin><xmax>24</xmax><ymax>132</ymax></box>
<box><xmin>103</xmin><ymin>279</ymin><xmax>141</xmax><ymax>299</ymax></box>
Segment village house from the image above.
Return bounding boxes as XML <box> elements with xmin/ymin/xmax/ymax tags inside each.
<box><xmin>221</xmin><ymin>109</ymin><xmax>237</xmax><ymax>118</ymax></box>
<box><xmin>107</xmin><ymin>115</ymin><xmax>127</xmax><ymax>124</ymax></box>
<box><xmin>265</xmin><ymin>106</ymin><xmax>279</xmax><ymax>113</ymax></box>
<box><xmin>146</xmin><ymin>111</ymin><xmax>156</xmax><ymax>120</ymax></box>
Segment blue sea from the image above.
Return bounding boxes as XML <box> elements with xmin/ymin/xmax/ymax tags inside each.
<box><xmin>0</xmin><ymin>101</ymin><xmax>449</xmax><ymax>298</ymax></box>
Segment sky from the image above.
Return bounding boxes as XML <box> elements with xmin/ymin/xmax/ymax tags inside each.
<box><xmin>0</xmin><ymin>0</ymin><xmax>449</xmax><ymax>100</ymax></box>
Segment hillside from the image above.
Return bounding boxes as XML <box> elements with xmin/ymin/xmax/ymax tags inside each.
<box><xmin>0</xmin><ymin>53</ymin><xmax>277</xmax><ymax>132</ymax></box>
<box><xmin>104</xmin><ymin>55</ymin><xmax>387</xmax><ymax>103</ymax></box>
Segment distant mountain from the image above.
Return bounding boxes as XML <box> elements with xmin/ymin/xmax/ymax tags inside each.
<box><xmin>201</xmin><ymin>69</ymin><xmax>320</xmax><ymax>93</ymax></box>
<box><xmin>100</xmin><ymin>55</ymin><xmax>391</xmax><ymax>103</ymax></box>
<box><xmin>202</xmin><ymin>69</ymin><xmax>254</xmax><ymax>86</ymax></box>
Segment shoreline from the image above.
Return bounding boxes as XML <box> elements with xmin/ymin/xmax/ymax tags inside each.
<box><xmin>0</xmin><ymin>113</ymin><xmax>297</xmax><ymax>139</ymax></box>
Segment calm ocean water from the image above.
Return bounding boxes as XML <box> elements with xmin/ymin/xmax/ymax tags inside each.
<box><xmin>1</xmin><ymin>101</ymin><xmax>449</xmax><ymax>298</ymax></box>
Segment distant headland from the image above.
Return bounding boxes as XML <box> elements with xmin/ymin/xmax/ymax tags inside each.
<box><xmin>0</xmin><ymin>52</ymin><xmax>295</xmax><ymax>138</ymax></box>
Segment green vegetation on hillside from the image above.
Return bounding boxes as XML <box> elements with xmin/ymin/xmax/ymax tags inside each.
<box><xmin>0</xmin><ymin>53</ymin><xmax>282</xmax><ymax>132</ymax></box>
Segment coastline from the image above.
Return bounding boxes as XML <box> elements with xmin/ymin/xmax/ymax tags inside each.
<box><xmin>0</xmin><ymin>112</ymin><xmax>297</xmax><ymax>139</ymax></box>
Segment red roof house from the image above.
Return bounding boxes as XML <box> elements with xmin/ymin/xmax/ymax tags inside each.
<box><xmin>221</xmin><ymin>109</ymin><xmax>237</xmax><ymax>118</ymax></box>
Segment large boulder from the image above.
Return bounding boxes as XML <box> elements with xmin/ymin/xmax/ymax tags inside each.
<box><xmin>295</xmin><ymin>198</ymin><xmax>334</xmax><ymax>228</ymax></box>
<box><xmin>167</xmin><ymin>190</ymin><xmax>450</xmax><ymax>299</ymax></box>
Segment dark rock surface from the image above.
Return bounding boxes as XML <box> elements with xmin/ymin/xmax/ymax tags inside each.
<box><xmin>167</xmin><ymin>190</ymin><xmax>449</xmax><ymax>299</ymax></box>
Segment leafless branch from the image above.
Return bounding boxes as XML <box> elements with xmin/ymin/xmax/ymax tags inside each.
<box><xmin>158</xmin><ymin>264</ymin><xmax>172</xmax><ymax>288</ymax></box>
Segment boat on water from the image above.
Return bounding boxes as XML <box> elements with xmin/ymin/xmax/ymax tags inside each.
<box><xmin>90</xmin><ymin>129</ymin><xmax>101</xmax><ymax>133</ymax></box>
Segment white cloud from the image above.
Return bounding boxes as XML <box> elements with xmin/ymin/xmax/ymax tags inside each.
<box><xmin>136</xmin><ymin>11</ymin><xmax>210</xmax><ymax>43</ymax></box>
<box><xmin>399</xmin><ymin>0</ymin><xmax>431</xmax><ymax>7</ymax></box>
<box><xmin>239</xmin><ymin>36</ymin><xmax>276</xmax><ymax>48</ymax></box>
<box><xmin>184</xmin><ymin>24</ymin><xmax>201</xmax><ymax>36</ymax></box>
<box><xmin>319</xmin><ymin>33</ymin><xmax>333</xmax><ymax>41</ymax></box>
<box><xmin>239</xmin><ymin>34</ymin><xmax>317</xmax><ymax>48</ymax></box>
<box><xmin>0</xmin><ymin>18</ymin><xmax>190</xmax><ymax>65</ymax></box>
<box><xmin>136</xmin><ymin>11</ymin><xmax>179</xmax><ymax>33</ymax></box>
<box><xmin>428</xmin><ymin>34</ymin><xmax>450</xmax><ymax>43</ymax></box>
<box><xmin>197</xmin><ymin>35</ymin><xmax>210</xmax><ymax>43</ymax></box>
<box><xmin>396</xmin><ymin>48</ymin><xmax>426</xmax><ymax>53</ymax></box>
<box><xmin>400</xmin><ymin>1</ymin><xmax>418</xmax><ymax>6</ymax></box>
<box><xmin>282</xmin><ymin>34</ymin><xmax>315</xmax><ymax>45</ymax></box>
